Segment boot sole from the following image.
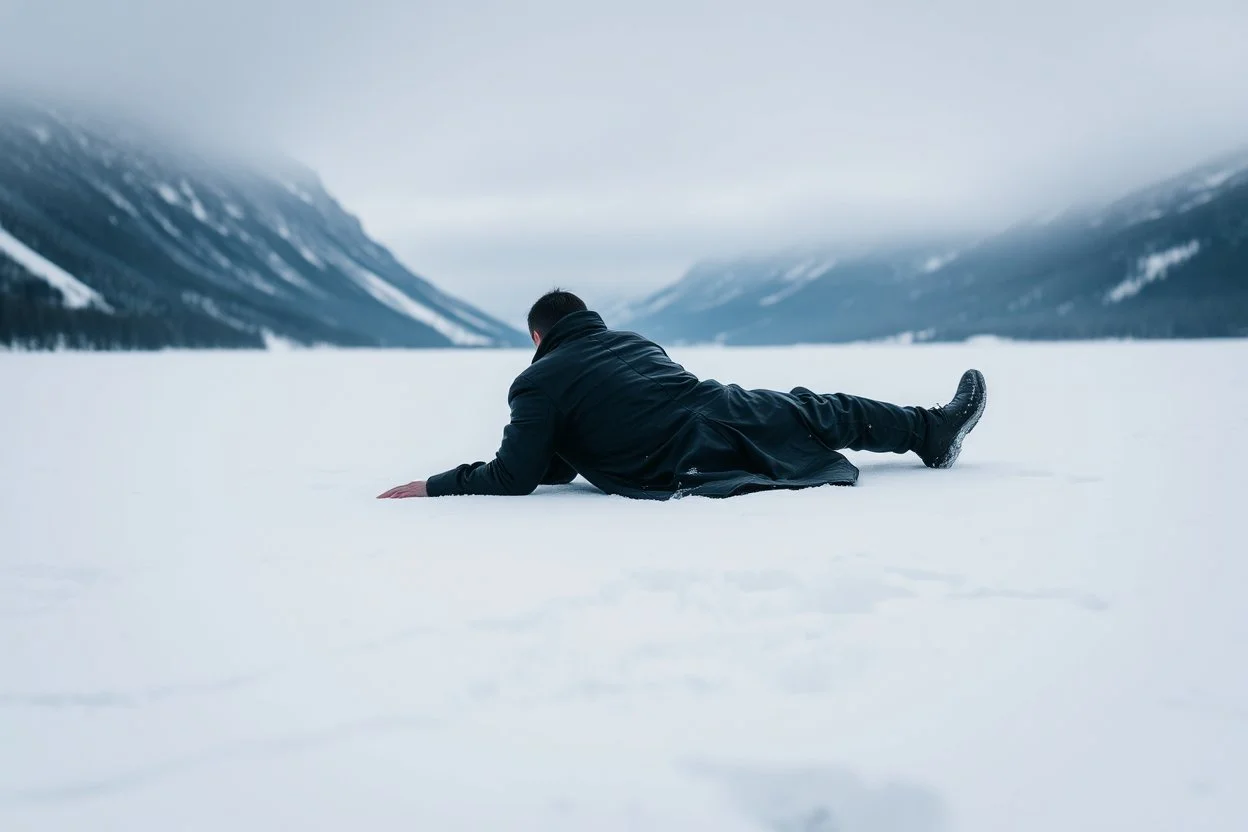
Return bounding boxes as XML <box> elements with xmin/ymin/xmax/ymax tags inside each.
<box><xmin>932</xmin><ymin>370</ymin><xmax>987</xmax><ymax>469</ymax></box>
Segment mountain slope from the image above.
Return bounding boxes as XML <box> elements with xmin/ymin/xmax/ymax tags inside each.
<box><xmin>622</xmin><ymin>153</ymin><xmax>1248</xmax><ymax>344</ymax></box>
<box><xmin>0</xmin><ymin>101</ymin><xmax>525</xmax><ymax>349</ymax></box>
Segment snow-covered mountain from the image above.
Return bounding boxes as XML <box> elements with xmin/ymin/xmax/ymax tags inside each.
<box><xmin>621</xmin><ymin>153</ymin><xmax>1248</xmax><ymax>344</ymax></box>
<box><xmin>0</xmin><ymin>101</ymin><xmax>526</xmax><ymax>349</ymax></box>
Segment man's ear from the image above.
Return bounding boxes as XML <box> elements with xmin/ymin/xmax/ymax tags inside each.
<box><xmin>531</xmin><ymin>331</ymin><xmax>541</xmax><ymax>347</ymax></box>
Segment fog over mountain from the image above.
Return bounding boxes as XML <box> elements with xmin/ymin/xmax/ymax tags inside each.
<box><xmin>3</xmin><ymin>0</ymin><xmax>1247</xmax><ymax>319</ymax></box>
<box><xmin>0</xmin><ymin>101</ymin><xmax>523</xmax><ymax>349</ymax></box>
<box><xmin>619</xmin><ymin>150</ymin><xmax>1248</xmax><ymax>343</ymax></box>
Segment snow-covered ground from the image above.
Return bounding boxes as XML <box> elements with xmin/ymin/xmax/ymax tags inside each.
<box><xmin>2</xmin><ymin>341</ymin><xmax>1245</xmax><ymax>832</ymax></box>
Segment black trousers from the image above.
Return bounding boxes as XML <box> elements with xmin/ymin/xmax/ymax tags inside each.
<box><xmin>790</xmin><ymin>388</ymin><xmax>930</xmax><ymax>455</ymax></box>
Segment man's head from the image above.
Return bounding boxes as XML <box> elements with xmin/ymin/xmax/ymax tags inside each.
<box><xmin>527</xmin><ymin>289</ymin><xmax>587</xmax><ymax>346</ymax></box>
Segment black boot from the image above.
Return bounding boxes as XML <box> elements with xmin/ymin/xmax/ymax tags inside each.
<box><xmin>917</xmin><ymin>370</ymin><xmax>987</xmax><ymax>469</ymax></box>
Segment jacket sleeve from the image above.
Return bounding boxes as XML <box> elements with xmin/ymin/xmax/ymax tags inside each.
<box><xmin>539</xmin><ymin>454</ymin><xmax>577</xmax><ymax>485</ymax></box>
<box><xmin>426</xmin><ymin>380</ymin><xmax>562</xmax><ymax>496</ymax></box>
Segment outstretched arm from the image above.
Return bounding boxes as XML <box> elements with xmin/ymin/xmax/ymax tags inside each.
<box><xmin>379</xmin><ymin>380</ymin><xmax>562</xmax><ymax>499</ymax></box>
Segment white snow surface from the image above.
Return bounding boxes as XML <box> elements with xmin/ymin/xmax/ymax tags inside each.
<box><xmin>91</xmin><ymin>181</ymin><xmax>141</xmax><ymax>218</ymax></box>
<box><xmin>2</xmin><ymin>342</ymin><xmax>1246</xmax><ymax>832</ymax></box>
<box><xmin>921</xmin><ymin>252</ymin><xmax>959</xmax><ymax>273</ymax></box>
<box><xmin>178</xmin><ymin>181</ymin><xmax>210</xmax><ymax>224</ymax></box>
<box><xmin>294</xmin><ymin>242</ymin><xmax>325</xmax><ymax>268</ymax></box>
<box><xmin>872</xmin><ymin>329</ymin><xmax>937</xmax><ymax>345</ymax></box>
<box><xmin>146</xmin><ymin>209</ymin><xmax>184</xmax><ymax>240</ymax></box>
<box><xmin>759</xmin><ymin>259</ymin><xmax>835</xmax><ymax>307</ymax></box>
<box><xmin>259</xmin><ymin>328</ymin><xmax>305</xmax><ymax>351</ymax></box>
<box><xmin>0</xmin><ymin>224</ymin><xmax>112</xmax><ymax>312</ymax></box>
<box><xmin>624</xmin><ymin>288</ymin><xmax>683</xmax><ymax>321</ymax></box>
<box><xmin>180</xmin><ymin>292</ymin><xmax>251</xmax><ymax>333</ymax></box>
<box><xmin>1105</xmin><ymin>241</ymin><xmax>1201</xmax><ymax>303</ymax></box>
<box><xmin>1203</xmin><ymin>169</ymin><xmax>1236</xmax><ymax>189</ymax></box>
<box><xmin>1195</xmin><ymin>164</ymin><xmax>1246</xmax><ymax>192</ymax></box>
<box><xmin>155</xmin><ymin>183</ymin><xmax>181</xmax><ymax>205</ymax></box>
<box><xmin>265</xmin><ymin>252</ymin><xmax>316</xmax><ymax>292</ymax></box>
<box><xmin>281</xmin><ymin>179</ymin><xmax>316</xmax><ymax>205</ymax></box>
<box><xmin>1179</xmin><ymin>192</ymin><xmax>1216</xmax><ymax>213</ymax></box>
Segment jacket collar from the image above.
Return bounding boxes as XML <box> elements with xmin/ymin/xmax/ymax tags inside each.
<box><xmin>532</xmin><ymin>310</ymin><xmax>607</xmax><ymax>363</ymax></box>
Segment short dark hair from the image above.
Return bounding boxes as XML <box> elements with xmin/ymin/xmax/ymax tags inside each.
<box><xmin>527</xmin><ymin>289</ymin><xmax>587</xmax><ymax>338</ymax></box>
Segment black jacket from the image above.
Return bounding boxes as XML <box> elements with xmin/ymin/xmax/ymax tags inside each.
<box><xmin>426</xmin><ymin>311</ymin><xmax>859</xmax><ymax>499</ymax></box>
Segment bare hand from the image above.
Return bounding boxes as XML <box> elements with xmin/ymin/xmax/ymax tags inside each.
<box><xmin>377</xmin><ymin>480</ymin><xmax>429</xmax><ymax>499</ymax></box>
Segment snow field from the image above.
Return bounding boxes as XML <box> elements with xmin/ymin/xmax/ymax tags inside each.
<box><xmin>1</xmin><ymin>340</ymin><xmax>1245</xmax><ymax>831</ymax></box>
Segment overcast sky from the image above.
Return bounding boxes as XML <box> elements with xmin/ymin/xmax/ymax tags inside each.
<box><xmin>3</xmin><ymin>0</ymin><xmax>1248</xmax><ymax>320</ymax></box>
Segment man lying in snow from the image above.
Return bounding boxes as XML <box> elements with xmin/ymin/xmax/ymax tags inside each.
<box><xmin>379</xmin><ymin>290</ymin><xmax>987</xmax><ymax>500</ymax></box>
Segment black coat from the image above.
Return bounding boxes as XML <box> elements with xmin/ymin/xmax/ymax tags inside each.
<box><xmin>426</xmin><ymin>311</ymin><xmax>860</xmax><ymax>499</ymax></box>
